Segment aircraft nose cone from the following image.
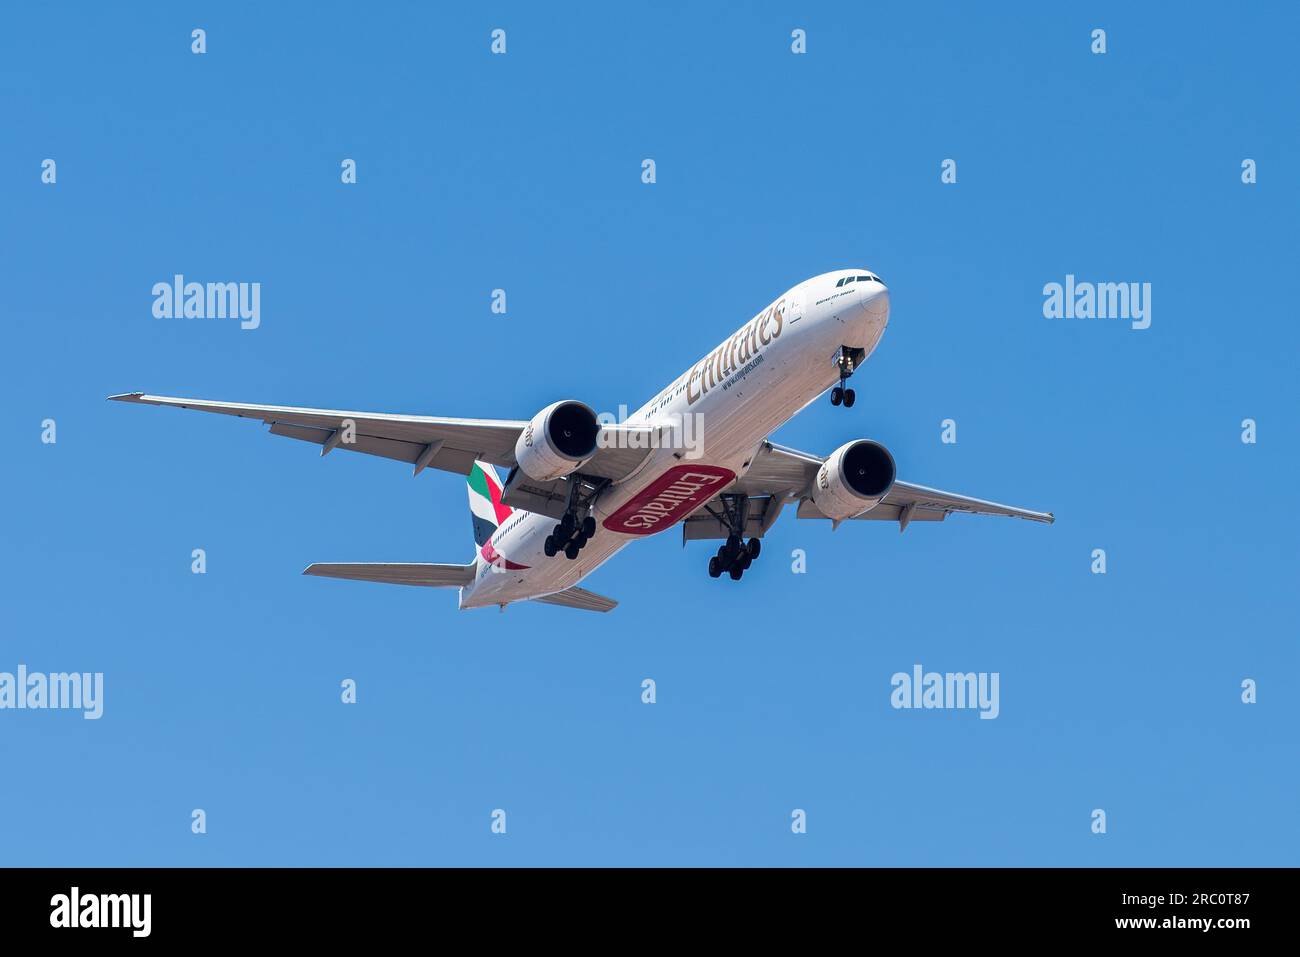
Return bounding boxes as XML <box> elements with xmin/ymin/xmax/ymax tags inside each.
<box><xmin>860</xmin><ymin>281</ymin><xmax>890</xmax><ymax>321</ymax></box>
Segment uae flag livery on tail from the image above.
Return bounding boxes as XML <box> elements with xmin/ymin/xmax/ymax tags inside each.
<box><xmin>468</xmin><ymin>460</ymin><xmax>528</xmax><ymax>570</ymax></box>
<box><xmin>467</xmin><ymin>461</ymin><xmax>509</xmax><ymax>546</ymax></box>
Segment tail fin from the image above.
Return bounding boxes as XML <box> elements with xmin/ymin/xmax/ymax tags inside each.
<box><xmin>467</xmin><ymin>460</ymin><xmax>512</xmax><ymax>547</ymax></box>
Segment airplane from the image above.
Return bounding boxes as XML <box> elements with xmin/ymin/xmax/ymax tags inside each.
<box><xmin>110</xmin><ymin>268</ymin><xmax>1053</xmax><ymax>613</ymax></box>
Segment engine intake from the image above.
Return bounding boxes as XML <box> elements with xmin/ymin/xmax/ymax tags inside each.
<box><xmin>810</xmin><ymin>440</ymin><xmax>896</xmax><ymax>521</ymax></box>
<box><xmin>515</xmin><ymin>400</ymin><xmax>600</xmax><ymax>481</ymax></box>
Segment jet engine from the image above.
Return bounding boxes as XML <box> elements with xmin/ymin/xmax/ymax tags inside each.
<box><xmin>810</xmin><ymin>440</ymin><xmax>896</xmax><ymax>521</ymax></box>
<box><xmin>514</xmin><ymin>400</ymin><xmax>601</xmax><ymax>481</ymax></box>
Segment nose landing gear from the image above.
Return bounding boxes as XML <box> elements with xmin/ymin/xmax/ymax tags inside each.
<box><xmin>830</xmin><ymin>345</ymin><xmax>864</xmax><ymax>408</ymax></box>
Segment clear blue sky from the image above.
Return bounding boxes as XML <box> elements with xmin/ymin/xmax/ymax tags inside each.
<box><xmin>3</xmin><ymin>2</ymin><xmax>1296</xmax><ymax>866</ymax></box>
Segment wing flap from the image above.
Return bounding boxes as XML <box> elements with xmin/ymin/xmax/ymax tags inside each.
<box><xmin>796</xmin><ymin>499</ymin><xmax>947</xmax><ymax>523</ymax></box>
<box><xmin>268</xmin><ymin>422</ymin><xmax>427</xmax><ymax>464</ymax></box>
<box><xmin>729</xmin><ymin>441</ymin><xmax>820</xmax><ymax>497</ymax></box>
<box><xmin>796</xmin><ymin>484</ymin><xmax>1052</xmax><ymax>525</ymax></box>
<box><xmin>882</xmin><ymin>480</ymin><xmax>1054</xmax><ymax>523</ymax></box>
<box><xmin>681</xmin><ymin>494</ymin><xmax>790</xmax><ymax>541</ymax></box>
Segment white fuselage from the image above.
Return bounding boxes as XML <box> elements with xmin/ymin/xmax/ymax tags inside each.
<box><xmin>459</xmin><ymin>269</ymin><xmax>891</xmax><ymax>609</ymax></box>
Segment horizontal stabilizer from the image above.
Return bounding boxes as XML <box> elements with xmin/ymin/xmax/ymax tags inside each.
<box><xmin>302</xmin><ymin>563</ymin><xmax>475</xmax><ymax>587</ymax></box>
<box><xmin>532</xmin><ymin>585</ymin><xmax>618</xmax><ymax>613</ymax></box>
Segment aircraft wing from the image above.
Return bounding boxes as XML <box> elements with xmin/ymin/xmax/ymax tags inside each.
<box><xmin>107</xmin><ymin>392</ymin><xmax>653</xmax><ymax>481</ymax></box>
<box><xmin>683</xmin><ymin>439</ymin><xmax>1052</xmax><ymax>540</ymax></box>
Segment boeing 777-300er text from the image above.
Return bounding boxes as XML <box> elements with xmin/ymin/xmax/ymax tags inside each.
<box><xmin>111</xmin><ymin>268</ymin><xmax>1052</xmax><ymax>612</ymax></box>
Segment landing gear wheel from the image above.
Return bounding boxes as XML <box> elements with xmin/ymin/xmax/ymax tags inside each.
<box><xmin>553</xmin><ymin>523</ymin><xmax>566</xmax><ymax>542</ymax></box>
<box><xmin>713</xmin><ymin>493</ymin><xmax>755</xmax><ymax>580</ymax></box>
<box><xmin>543</xmin><ymin>536</ymin><xmax>558</xmax><ymax>557</ymax></box>
<box><xmin>559</xmin><ymin>514</ymin><xmax>576</xmax><ymax>538</ymax></box>
<box><xmin>747</xmin><ymin>538</ymin><xmax>762</xmax><ymax>559</ymax></box>
<box><xmin>574</xmin><ymin>533</ymin><xmax>589</xmax><ymax>550</ymax></box>
<box><xmin>564</xmin><ymin>542</ymin><xmax>580</xmax><ymax>560</ymax></box>
<box><xmin>832</xmin><ymin>346</ymin><xmax>863</xmax><ymax>409</ymax></box>
<box><xmin>581</xmin><ymin>515</ymin><xmax>596</xmax><ymax>538</ymax></box>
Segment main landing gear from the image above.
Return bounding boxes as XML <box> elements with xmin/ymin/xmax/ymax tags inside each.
<box><xmin>708</xmin><ymin>534</ymin><xmax>761</xmax><ymax>581</ymax></box>
<box><xmin>542</xmin><ymin>473</ymin><xmax>606</xmax><ymax>561</ymax></box>
<box><xmin>704</xmin><ymin>494</ymin><xmax>762</xmax><ymax>581</ymax></box>
<box><xmin>830</xmin><ymin>345</ymin><xmax>865</xmax><ymax>408</ymax></box>
<box><xmin>544</xmin><ymin>512</ymin><xmax>597</xmax><ymax>560</ymax></box>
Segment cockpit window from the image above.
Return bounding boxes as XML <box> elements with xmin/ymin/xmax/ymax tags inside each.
<box><xmin>857</xmin><ymin>275</ymin><xmax>873</xmax><ymax>282</ymax></box>
<box><xmin>835</xmin><ymin>277</ymin><xmax>844</xmax><ymax>287</ymax></box>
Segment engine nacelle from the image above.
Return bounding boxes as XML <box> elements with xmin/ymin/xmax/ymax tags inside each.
<box><xmin>514</xmin><ymin>400</ymin><xmax>601</xmax><ymax>481</ymax></box>
<box><xmin>811</xmin><ymin>440</ymin><xmax>897</xmax><ymax>521</ymax></box>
